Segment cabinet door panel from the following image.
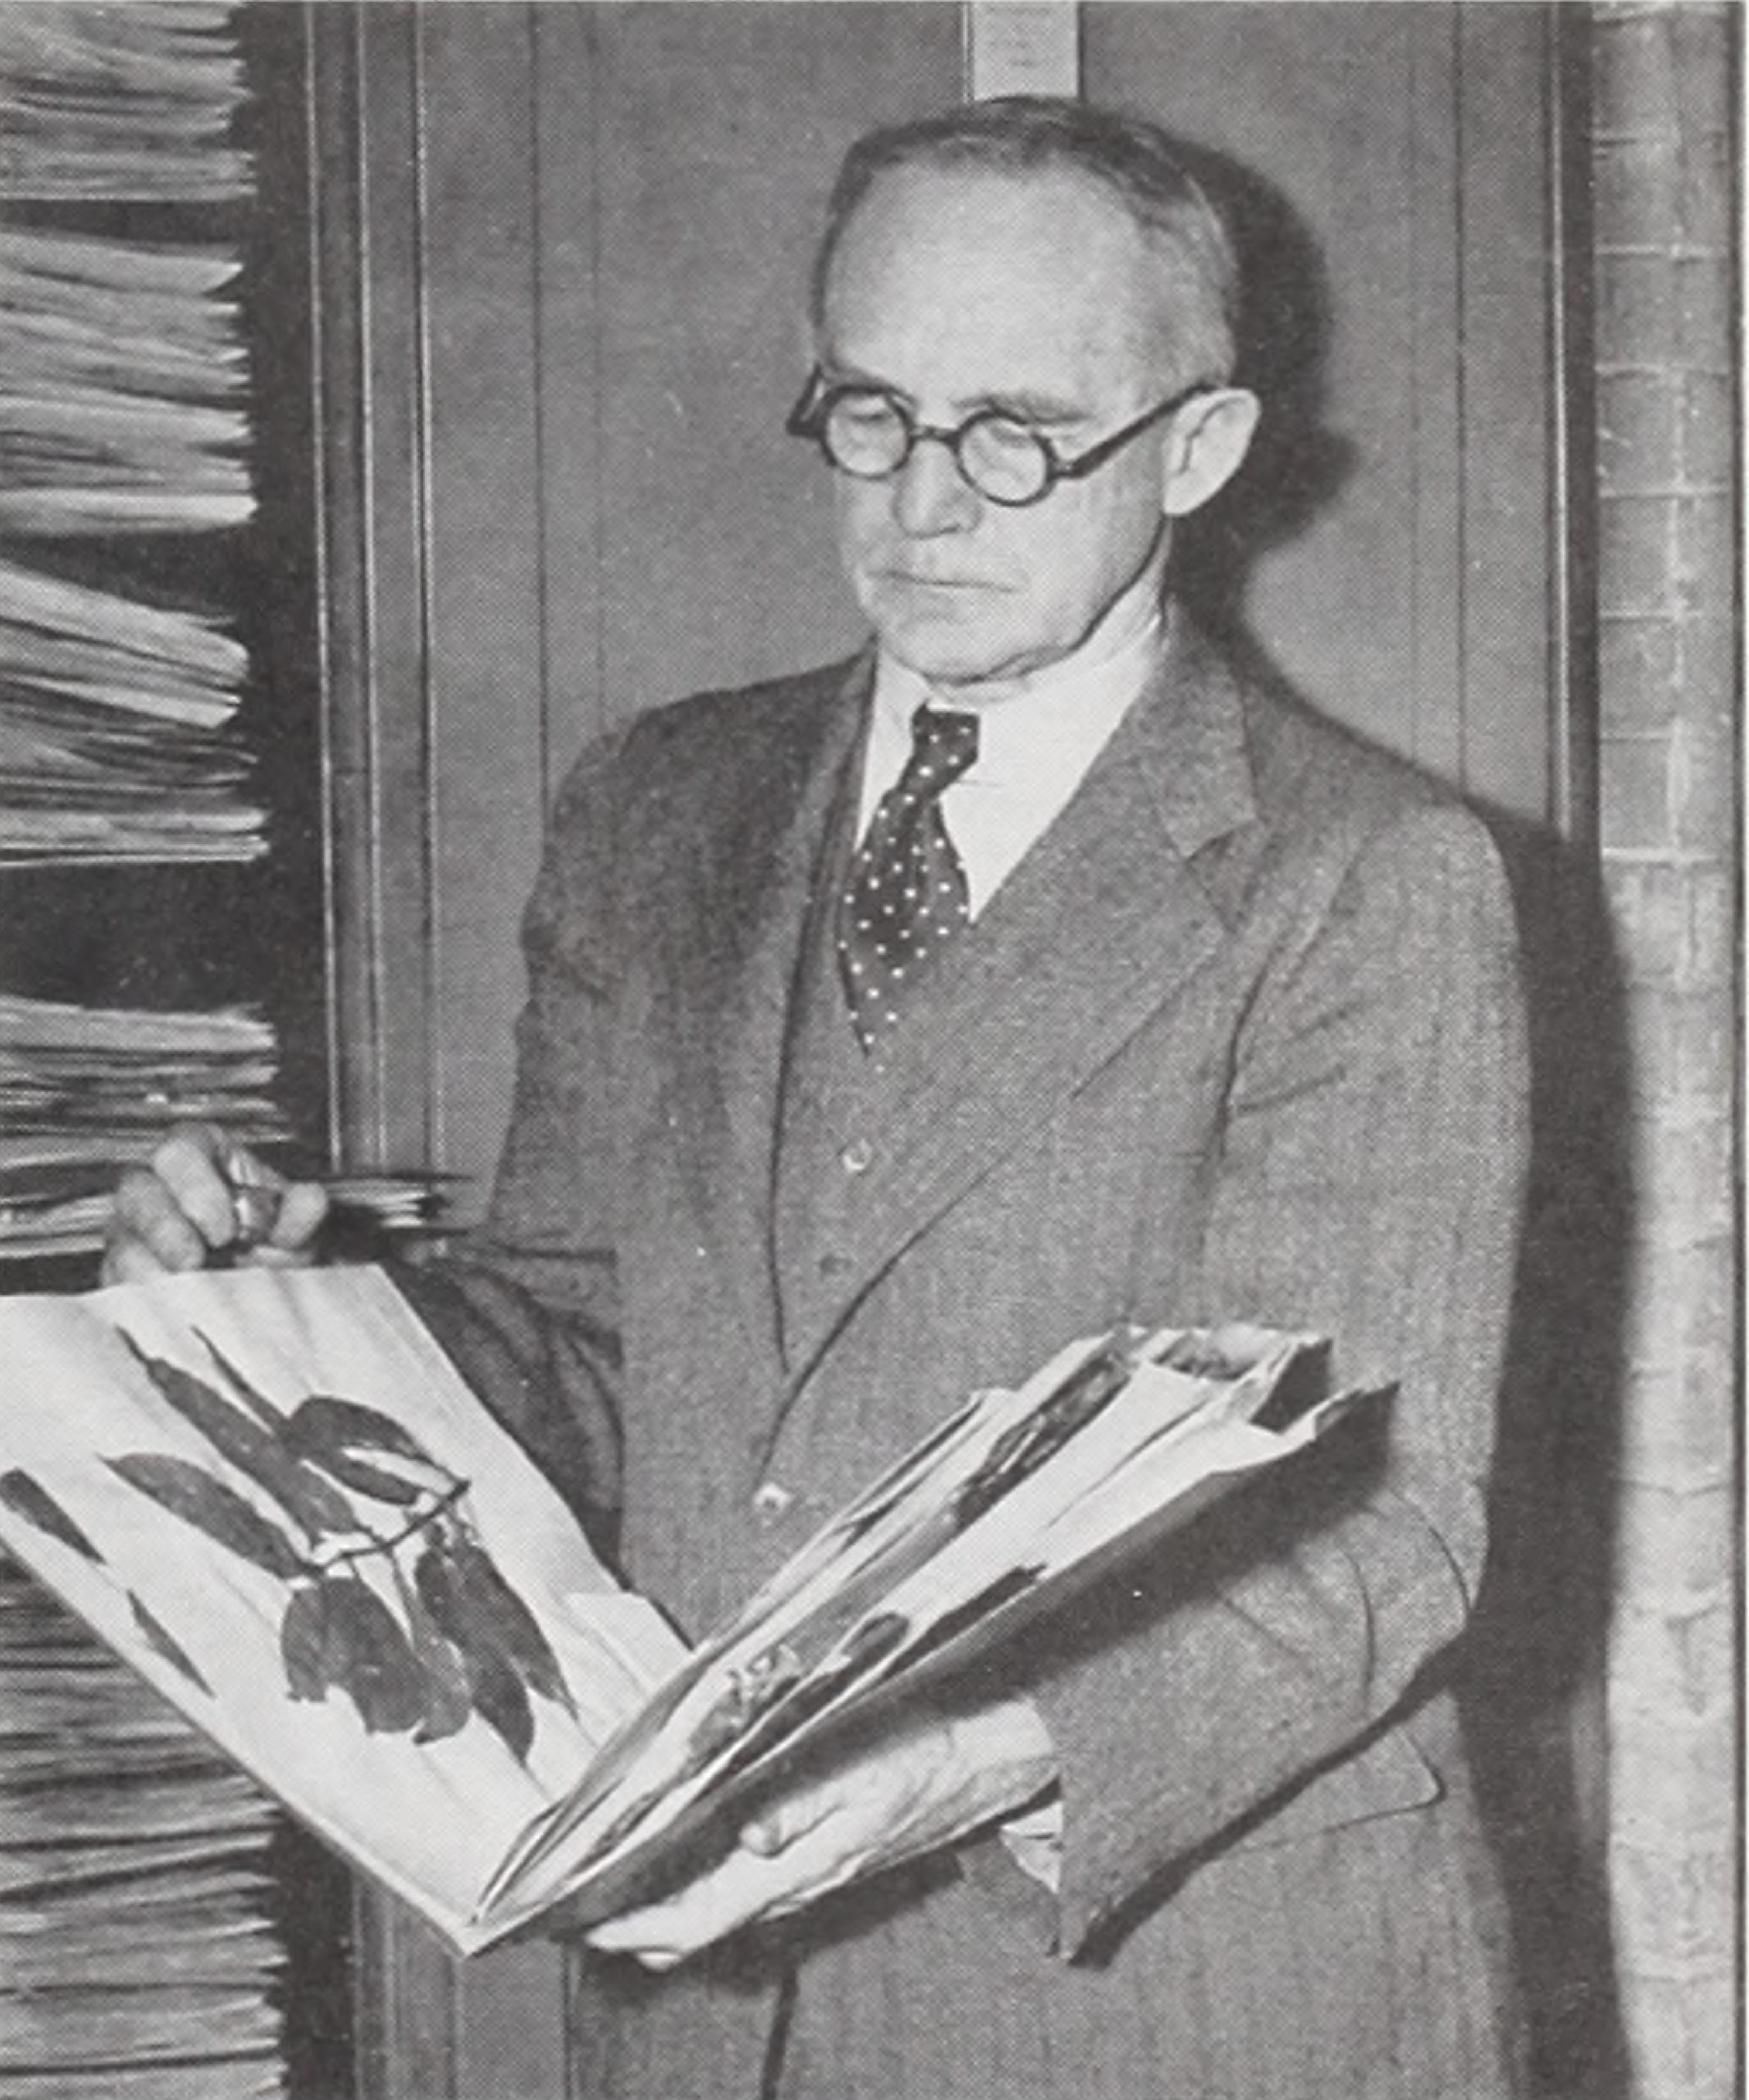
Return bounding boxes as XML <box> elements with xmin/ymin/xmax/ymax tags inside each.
<box><xmin>1083</xmin><ymin>2</ymin><xmax>1555</xmax><ymax>817</ymax></box>
<box><xmin>322</xmin><ymin>2</ymin><xmax>957</xmax><ymax>1217</ymax></box>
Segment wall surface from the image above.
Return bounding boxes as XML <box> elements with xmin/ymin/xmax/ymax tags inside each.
<box><xmin>1082</xmin><ymin>1</ymin><xmax>1558</xmax><ymax>816</ymax></box>
<box><xmin>1590</xmin><ymin>8</ymin><xmax>1740</xmax><ymax>2098</ymax></box>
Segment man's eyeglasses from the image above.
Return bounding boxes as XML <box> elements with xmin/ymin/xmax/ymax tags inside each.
<box><xmin>785</xmin><ymin>370</ymin><xmax>1211</xmax><ymax>509</ymax></box>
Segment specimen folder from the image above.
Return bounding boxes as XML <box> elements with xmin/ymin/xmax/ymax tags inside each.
<box><xmin>0</xmin><ymin>1264</ymin><xmax>1371</xmax><ymax>1952</ymax></box>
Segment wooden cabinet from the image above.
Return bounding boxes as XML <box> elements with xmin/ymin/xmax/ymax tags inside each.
<box><xmin>0</xmin><ymin>8</ymin><xmax>335</xmax><ymax>2095</ymax></box>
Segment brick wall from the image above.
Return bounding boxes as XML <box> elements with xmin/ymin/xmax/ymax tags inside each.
<box><xmin>1591</xmin><ymin>7</ymin><xmax>1739</xmax><ymax>2098</ymax></box>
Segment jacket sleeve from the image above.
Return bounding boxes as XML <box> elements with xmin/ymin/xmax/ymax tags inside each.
<box><xmin>390</xmin><ymin>733</ymin><xmax>632</xmax><ymax>1558</ymax></box>
<box><xmin>1015</xmin><ymin>799</ymin><xmax>1529</xmax><ymax>1955</ymax></box>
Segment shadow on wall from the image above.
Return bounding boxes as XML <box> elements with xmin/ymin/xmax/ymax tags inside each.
<box><xmin>1170</xmin><ymin>138</ymin><xmax>1359</xmax><ymax>632</ymax></box>
<box><xmin>1468</xmin><ymin>814</ymin><xmax>1633</xmax><ymax>2100</ymax></box>
<box><xmin>1165</xmin><ymin>135</ymin><xmax>1633</xmax><ymax>2100</ymax></box>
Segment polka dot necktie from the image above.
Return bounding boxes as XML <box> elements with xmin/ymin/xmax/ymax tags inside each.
<box><xmin>837</xmin><ymin>702</ymin><xmax>980</xmax><ymax>1052</ymax></box>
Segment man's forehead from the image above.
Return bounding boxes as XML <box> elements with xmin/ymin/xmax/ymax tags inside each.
<box><xmin>830</xmin><ymin>159</ymin><xmax>1139</xmax><ymax>270</ymax></box>
<box><xmin>819</xmin><ymin>162</ymin><xmax>1159</xmax><ymax>381</ymax></box>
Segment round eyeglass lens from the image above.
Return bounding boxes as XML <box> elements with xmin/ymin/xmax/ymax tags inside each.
<box><xmin>958</xmin><ymin>413</ymin><xmax>1052</xmax><ymax>503</ymax></box>
<box><xmin>823</xmin><ymin>393</ymin><xmax>909</xmax><ymax>477</ymax></box>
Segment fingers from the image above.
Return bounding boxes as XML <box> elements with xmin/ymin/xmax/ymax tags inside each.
<box><xmin>103</xmin><ymin>1172</ymin><xmax>208</xmax><ymax>1281</ymax></box>
<box><xmin>587</xmin><ymin>1810</ymin><xmax>866</xmax><ymax>1969</ymax></box>
<box><xmin>590</xmin><ymin>1748</ymin><xmax>934</xmax><ymax>1966</ymax></box>
<box><xmin>100</xmin><ymin>1122</ymin><xmax>328</xmax><ymax>1281</ymax></box>
<box><xmin>105</xmin><ymin>1134</ymin><xmax>230</xmax><ymax>1281</ymax></box>
<box><xmin>258</xmin><ymin>1177</ymin><xmax>330</xmax><ymax>1262</ymax></box>
<box><xmin>739</xmin><ymin>1778</ymin><xmax>837</xmax><ymax>1859</ymax></box>
<box><xmin>152</xmin><ymin>1122</ymin><xmax>244</xmax><ymax>1250</ymax></box>
<box><xmin>586</xmin><ymin>1858</ymin><xmax>760</xmax><ymax>1969</ymax></box>
<box><xmin>587</xmin><ymin>1705</ymin><xmax>1058</xmax><ymax>1969</ymax></box>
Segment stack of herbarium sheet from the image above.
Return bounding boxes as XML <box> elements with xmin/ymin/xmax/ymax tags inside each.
<box><xmin>0</xmin><ymin>1558</ymin><xmax>285</xmax><ymax>2099</ymax></box>
<box><xmin>0</xmin><ymin>994</ymin><xmax>284</xmax><ymax>1260</ymax></box>
<box><xmin>0</xmin><ymin>3</ymin><xmax>250</xmax><ymax>205</ymax></box>
<box><xmin>0</xmin><ymin>558</ymin><xmax>261</xmax><ymax>863</ymax></box>
<box><xmin>0</xmin><ymin>233</ymin><xmax>253</xmax><ymax>537</ymax></box>
<box><xmin>1</xmin><ymin>3</ymin><xmax>295</xmax><ymax>2091</ymax></box>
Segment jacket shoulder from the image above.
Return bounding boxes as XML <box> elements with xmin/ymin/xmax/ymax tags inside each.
<box><xmin>1185</xmin><ymin>644</ymin><xmax>1518</xmax><ymax>956</ymax></box>
<box><xmin>1242</xmin><ymin>674</ymin><xmax>1453</xmax><ymax>838</ymax></box>
<box><xmin>559</xmin><ymin>657</ymin><xmax>860</xmax><ymax>819</ymax></box>
<box><xmin>525</xmin><ymin>657</ymin><xmax>862</xmax><ymax>969</ymax></box>
<box><xmin>1238</xmin><ymin>662</ymin><xmax>1509</xmax><ymax>880</ymax></box>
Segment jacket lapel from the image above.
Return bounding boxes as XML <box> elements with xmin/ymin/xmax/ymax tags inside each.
<box><xmin>665</xmin><ymin>657</ymin><xmax>870</xmax><ymax>1375</ymax></box>
<box><xmin>778</xmin><ymin>622</ymin><xmax>1260</xmax><ymax>1392</ymax></box>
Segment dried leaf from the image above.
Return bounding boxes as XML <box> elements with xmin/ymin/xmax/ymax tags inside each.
<box><xmin>448</xmin><ymin>1532</ymin><xmax>576</xmax><ymax>1716</ymax></box>
<box><xmin>396</xmin><ymin>1575</ymin><xmax>473</xmax><ymax>1745</ymax></box>
<box><xmin>129</xmin><ymin>1590</ymin><xmax>212</xmax><ymax>1695</ymax></box>
<box><xmin>413</xmin><ymin>1532</ymin><xmax>574</xmax><ymax>1733</ymax></box>
<box><xmin>285</xmin><ymin>1394</ymin><xmax>431</xmax><ymax>1462</ymax></box>
<box><xmin>0</xmin><ymin>1467</ymin><xmax>104</xmax><ymax>1563</ymax></box>
<box><xmin>281</xmin><ymin>1580</ymin><xmax>328</xmax><ymax>1701</ymax></box>
<box><xmin>106</xmin><ymin>1451</ymin><xmax>306</xmax><ymax>1581</ymax></box>
<box><xmin>464</xmin><ymin>1640</ymin><xmax>534</xmax><ymax>1761</ymax></box>
<box><xmin>283</xmin><ymin>1394</ymin><xmax>450</xmax><ymax>1504</ymax></box>
<box><xmin>196</xmin><ymin>1332</ymin><xmax>288</xmax><ymax>1429</ymax></box>
<box><xmin>117</xmin><ymin>1331</ymin><xmax>354</xmax><ymax>1540</ymax></box>
<box><xmin>412</xmin><ymin>1541</ymin><xmax>470</xmax><ymax>1650</ymax></box>
<box><xmin>317</xmin><ymin>1574</ymin><xmax>428</xmax><ymax>1734</ymax></box>
<box><xmin>413</xmin><ymin>1541</ymin><xmax>536</xmax><ymax>1757</ymax></box>
<box><xmin>954</xmin><ymin>1347</ymin><xmax>1131</xmax><ymax>1528</ymax></box>
<box><xmin>299</xmin><ymin>1449</ymin><xmax>425</xmax><ymax>1504</ymax></box>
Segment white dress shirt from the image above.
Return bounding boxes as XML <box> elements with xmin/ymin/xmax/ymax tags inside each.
<box><xmin>856</xmin><ymin>569</ymin><xmax>1166</xmax><ymax>920</ymax></box>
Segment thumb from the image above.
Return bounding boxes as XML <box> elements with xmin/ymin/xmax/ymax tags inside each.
<box><xmin>740</xmin><ymin>1779</ymin><xmax>835</xmax><ymax>1858</ymax></box>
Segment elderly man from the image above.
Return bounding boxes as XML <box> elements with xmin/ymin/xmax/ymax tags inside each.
<box><xmin>109</xmin><ymin>97</ymin><xmax>1528</xmax><ymax>2100</ymax></box>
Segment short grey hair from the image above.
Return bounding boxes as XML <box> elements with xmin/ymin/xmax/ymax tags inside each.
<box><xmin>810</xmin><ymin>95</ymin><xmax>1240</xmax><ymax>389</ymax></box>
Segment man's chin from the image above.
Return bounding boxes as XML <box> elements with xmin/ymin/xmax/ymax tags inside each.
<box><xmin>874</xmin><ymin>619</ymin><xmax>1030</xmax><ymax>693</ymax></box>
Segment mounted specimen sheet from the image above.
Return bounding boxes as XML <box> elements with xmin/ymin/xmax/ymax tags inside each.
<box><xmin>0</xmin><ymin>1265</ymin><xmax>1372</xmax><ymax>1952</ymax></box>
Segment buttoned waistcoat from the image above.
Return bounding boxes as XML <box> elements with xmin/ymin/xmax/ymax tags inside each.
<box><xmin>404</xmin><ymin>614</ymin><xmax>1532</xmax><ymax>2099</ymax></box>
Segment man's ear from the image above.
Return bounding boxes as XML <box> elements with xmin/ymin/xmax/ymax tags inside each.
<box><xmin>1158</xmin><ymin>388</ymin><xmax>1260</xmax><ymax>518</ymax></box>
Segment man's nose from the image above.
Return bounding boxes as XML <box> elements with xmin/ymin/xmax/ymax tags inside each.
<box><xmin>891</xmin><ymin>435</ymin><xmax>979</xmax><ymax>534</ymax></box>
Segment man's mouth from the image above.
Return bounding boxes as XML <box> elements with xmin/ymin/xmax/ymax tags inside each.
<box><xmin>879</xmin><ymin>568</ymin><xmax>1002</xmax><ymax>591</ymax></box>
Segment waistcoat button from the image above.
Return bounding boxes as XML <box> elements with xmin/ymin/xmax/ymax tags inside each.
<box><xmin>752</xmin><ymin>1479</ymin><xmax>794</xmax><ymax>1520</ymax></box>
<box><xmin>839</xmin><ymin>1136</ymin><xmax>874</xmax><ymax>1176</ymax></box>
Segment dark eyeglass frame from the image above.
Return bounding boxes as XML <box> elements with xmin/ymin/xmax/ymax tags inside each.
<box><xmin>785</xmin><ymin>368</ymin><xmax>1213</xmax><ymax>508</ymax></box>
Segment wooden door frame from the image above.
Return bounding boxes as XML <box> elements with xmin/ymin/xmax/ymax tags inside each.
<box><xmin>1548</xmin><ymin>0</ymin><xmax>1601</xmax><ymax>849</ymax></box>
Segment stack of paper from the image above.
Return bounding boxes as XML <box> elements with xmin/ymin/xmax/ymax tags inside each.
<box><xmin>1</xmin><ymin>229</ymin><xmax>247</xmax><ymax>404</ymax></box>
<box><xmin>0</xmin><ymin>558</ymin><xmax>263</xmax><ymax>863</ymax></box>
<box><xmin>0</xmin><ymin>994</ymin><xmax>285</xmax><ymax>1258</ymax></box>
<box><xmin>0</xmin><ymin>3</ymin><xmax>250</xmax><ymax>204</ymax></box>
<box><xmin>0</xmin><ymin>1557</ymin><xmax>285</xmax><ymax>2098</ymax></box>
<box><xmin>1</xmin><ymin>7</ymin><xmax>297</xmax><ymax>2087</ymax></box>
<box><xmin>0</xmin><ymin>231</ymin><xmax>253</xmax><ymax>536</ymax></box>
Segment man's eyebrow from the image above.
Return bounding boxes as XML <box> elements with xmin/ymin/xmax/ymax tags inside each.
<box><xmin>815</xmin><ymin>363</ymin><xmax>1090</xmax><ymax>427</ymax></box>
<box><xmin>815</xmin><ymin>358</ymin><xmax>907</xmax><ymax>398</ymax></box>
<box><xmin>974</xmin><ymin>387</ymin><xmax>1088</xmax><ymax>426</ymax></box>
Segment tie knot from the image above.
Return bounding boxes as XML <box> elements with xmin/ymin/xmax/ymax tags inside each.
<box><xmin>906</xmin><ymin>703</ymin><xmax>979</xmax><ymax>788</ymax></box>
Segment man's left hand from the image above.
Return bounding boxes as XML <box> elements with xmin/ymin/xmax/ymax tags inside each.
<box><xmin>585</xmin><ymin>1695</ymin><xmax>1055</xmax><ymax>1969</ymax></box>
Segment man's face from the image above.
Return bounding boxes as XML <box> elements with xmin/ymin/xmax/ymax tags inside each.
<box><xmin>817</xmin><ymin>164</ymin><xmax>1178</xmax><ymax>697</ymax></box>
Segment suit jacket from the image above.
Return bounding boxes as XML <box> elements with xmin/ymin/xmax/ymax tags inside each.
<box><xmin>404</xmin><ymin>614</ymin><xmax>1531</xmax><ymax>2099</ymax></box>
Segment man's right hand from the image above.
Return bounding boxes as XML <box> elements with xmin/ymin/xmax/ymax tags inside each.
<box><xmin>103</xmin><ymin>1122</ymin><xmax>330</xmax><ymax>1284</ymax></box>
